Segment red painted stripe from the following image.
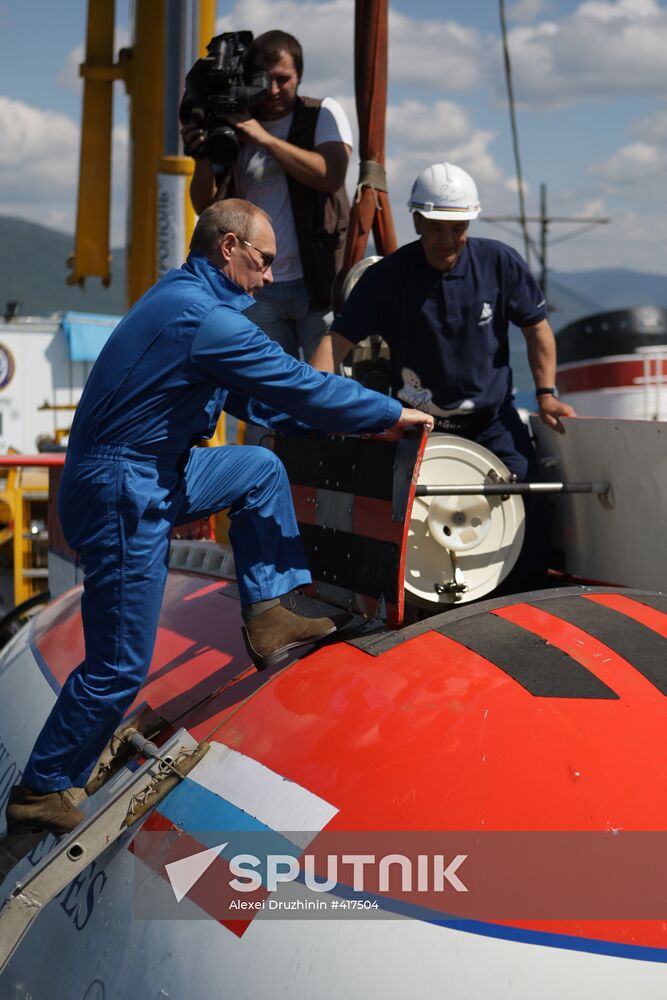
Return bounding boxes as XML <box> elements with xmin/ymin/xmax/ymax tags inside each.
<box><xmin>390</xmin><ymin>428</ymin><xmax>427</xmax><ymax>629</ymax></box>
<box><xmin>133</xmin><ymin>812</ymin><xmax>255</xmax><ymax>937</ymax></box>
<box><xmin>0</xmin><ymin>454</ymin><xmax>66</xmax><ymax>466</ymax></box>
<box><xmin>557</xmin><ymin>358</ymin><xmax>667</xmax><ymax>393</ymax></box>
<box><xmin>584</xmin><ymin>593</ymin><xmax>667</xmax><ymax>639</ymax></box>
<box><xmin>171</xmin><ymin>517</ymin><xmax>215</xmax><ymax>540</ymax></box>
<box><xmin>134</xmin><ymin>811</ymin><xmax>174</xmax><ymax>834</ymax></box>
<box><xmin>351</xmin><ymin>496</ymin><xmax>403</xmax><ymax>544</ymax></box>
<box><xmin>183</xmin><ymin>581</ymin><xmax>231</xmax><ymax>602</ymax></box>
<box><xmin>33</xmin><ymin>572</ymin><xmax>253</xmax><ymax>718</ymax></box>
<box><xmin>492</xmin><ymin>602</ymin><xmax>663</xmax><ymax>703</ymax></box>
<box><xmin>291</xmin><ymin>484</ymin><xmax>317</xmax><ymax>525</ymax></box>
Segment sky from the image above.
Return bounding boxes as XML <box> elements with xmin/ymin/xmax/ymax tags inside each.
<box><xmin>1</xmin><ymin>0</ymin><xmax>667</xmax><ymax>277</ymax></box>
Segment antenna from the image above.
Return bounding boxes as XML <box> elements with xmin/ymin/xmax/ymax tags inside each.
<box><xmin>483</xmin><ymin>183</ymin><xmax>609</xmax><ymax>304</ymax></box>
<box><xmin>498</xmin><ymin>0</ymin><xmax>531</xmax><ymax>266</ymax></box>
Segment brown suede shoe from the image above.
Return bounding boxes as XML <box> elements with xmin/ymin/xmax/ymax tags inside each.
<box><xmin>243</xmin><ymin>604</ymin><xmax>349</xmax><ymax>671</ymax></box>
<box><xmin>6</xmin><ymin>784</ymin><xmax>85</xmax><ymax>836</ymax></box>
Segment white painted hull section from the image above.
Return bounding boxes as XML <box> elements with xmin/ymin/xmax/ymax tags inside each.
<box><xmin>560</xmin><ymin>386</ymin><xmax>667</xmax><ymax>421</ymax></box>
<box><xmin>6</xmin><ymin>863</ymin><xmax>667</xmax><ymax>1000</ymax></box>
<box><xmin>1</xmin><ymin>620</ymin><xmax>664</xmax><ymax>998</ymax></box>
<box><xmin>0</xmin><ymin>626</ymin><xmax>56</xmax><ymax>800</ymax></box>
<box><xmin>532</xmin><ymin>416</ymin><xmax>667</xmax><ymax>589</ymax></box>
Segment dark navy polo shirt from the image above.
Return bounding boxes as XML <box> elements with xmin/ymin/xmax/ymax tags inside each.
<box><xmin>332</xmin><ymin>238</ymin><xmax>547</xmax><ymax>426</ymax></box>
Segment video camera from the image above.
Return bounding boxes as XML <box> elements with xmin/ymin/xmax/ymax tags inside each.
<box><xmin>179</xmin><ymin>31</ymin><xmax>270</xmax><ymax>165</ymax></box>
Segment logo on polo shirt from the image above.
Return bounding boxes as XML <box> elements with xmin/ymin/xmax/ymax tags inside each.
<box><xmin>398</xmin><ymin>368</ymin><xmax>475</xmax><ymax>419</ymax></box>
<box><xmin>479</xmin><ymin>302</ymin><xmax>493</xmax><ymax>325</ymax></box>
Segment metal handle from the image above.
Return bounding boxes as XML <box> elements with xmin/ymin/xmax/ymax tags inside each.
<box><xmin>415</xmin><ymin>481</ymin><xmax>610</xmax><ymax>497</ymax></box>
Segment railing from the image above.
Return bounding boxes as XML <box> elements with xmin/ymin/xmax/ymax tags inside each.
<box><xmin>635</xmin><ymin>346</ymin><xmax>667</xmax><ymax>420</ymax></box>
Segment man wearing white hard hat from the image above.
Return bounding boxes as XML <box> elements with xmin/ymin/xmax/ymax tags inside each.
<box><xmin>314</xmin><ymin>161</ymin><xmax>574</xmax><ymax>471</ymax></box>
<box><xmin>311</xmin><ymin>161</ymin><xmax>575</xmax><ymax>587</ymax></box>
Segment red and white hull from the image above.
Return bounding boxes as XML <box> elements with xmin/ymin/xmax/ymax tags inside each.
<box><xmin>2</xmin><ymin>572</ymin><xmax>667</xmax><ymax>996</ymax></box>
<box><xmin>556</xmin><ymin>308</ymin><xmax>667</xmax><ymax>420</ymax></box>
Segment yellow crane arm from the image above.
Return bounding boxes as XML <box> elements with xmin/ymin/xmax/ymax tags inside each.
<box><xmin>67</xmin><ymin>0</ymin><xmax>123</xmax><ymax>288</ymax></box>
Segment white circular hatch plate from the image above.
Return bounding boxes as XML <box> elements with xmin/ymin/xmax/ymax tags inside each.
<box><xmin>405</xmin><ymin>434</ymin><xmax>525</xmax><ymax>606</ymax></box>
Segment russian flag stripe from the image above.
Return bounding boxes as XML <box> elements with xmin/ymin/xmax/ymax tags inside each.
<box><xmin>184</xmin><ymin>743</ymin><xmax>338</xmax><ymax>836</ymax></box>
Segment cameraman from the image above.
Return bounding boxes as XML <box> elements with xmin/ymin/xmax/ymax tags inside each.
<box><xmin>181</xmin><ymin>30</ymin><xmax>352</xmax><ymax>361</ymax></box>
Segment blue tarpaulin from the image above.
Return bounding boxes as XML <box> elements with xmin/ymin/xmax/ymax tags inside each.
<box><xmin>62</xmin><ymin>311</ymin><xmax>121</xmax><ymax>362</ymax></box>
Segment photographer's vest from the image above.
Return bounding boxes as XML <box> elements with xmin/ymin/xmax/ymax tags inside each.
<box><xmin>216</xmin><ymin>96</ymin><xmax>350</xmax><ymax>310</ymax></box>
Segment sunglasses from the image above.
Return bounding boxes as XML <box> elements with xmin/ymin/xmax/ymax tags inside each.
<box><xmin>219</xmin><ymin>229</ymin><xmax>275</xmax><ymax>272</ymax></box>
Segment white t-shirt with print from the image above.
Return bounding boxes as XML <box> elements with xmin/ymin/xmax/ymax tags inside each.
<box><xmin>233</xmin><ymin>97</ymin><xmax>353</xmax><ymax>282</ymax></box>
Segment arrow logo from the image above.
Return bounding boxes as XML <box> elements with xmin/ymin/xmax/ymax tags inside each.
<box><xmin>165</xmin><ymin>842</ymin><xmax>228</xmax><ymax>902</ymax></box>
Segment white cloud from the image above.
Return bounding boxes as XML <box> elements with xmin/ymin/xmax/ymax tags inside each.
<box><xmin>576</xmin><ymin>0</ymin><xmax>661</xmax><ymax>21</ymax></box>
<box><xmin>506</xmin><ymin>0</ymin><xmax>552</xmax><ymax>22</ymax></box>
<box><xmin>110</xmin><ymin>121</ymin><xmax>129</xmax><ymax>246</ymax></box>
<box><xmin>56</xmin><ymin>27</ymin><xmax>131</xmax><ymax>92</ymax></box>
<box><xmin>5</xmin><ymin>0</ymin><xmax>661</xmax><ymax>273</ymax></box>
<box><xmin>216</xmin><ymin>0</ymin><xmax>354</xmax><ymax>98</ymax></box>
<box><xmin>590</xmin><ymin>140</ymin><xmax>665</xmax><ymax>184</ymax></box>
<box><xmin>633</xmin><ymin>107</ymin><xmax>667</xmax><ymax>143</ymax></box>
<box><xmin>211</xmin><ymin>0</ymin><xmax>496</xmax><ymax>250</ymax></box>
<box><xmin>216</xmin><ymin>0</ymin><xmax>482</xmax><ymax>95</ymax></box>
<box><xmin>578</xmin><ymin>197</ymin><xmax>607</xmax><ymax>216</ymax></box>
<box><xmin>385</xmin><ymin>99</ymin><xmax>500</xmax><ymax>186</ymax></box>
<box><xmin>57</xmin><ymin>44</ymin><xmax>84</xmax><ymax>91</ymax></box>
<box><xmin>546</xmin><ymin>206</ymin><xmax>662</xmax><ymax>272</ymax></box>
<box><xmin>587</xmin><ymin>101</ymin><xmax>667</xmax><ymax>211</ymax></box>
<box><xmin>0</xmin><ymin>96</ymin><xmax>79</xmax><ymax>193</ymax></box>
<box><xmin>0</xmin><ymin>95</ymin><xmax>128</xmax><ymax>245</ymax></box>
<box><xmin>388</xmin><ymin>10</ymin><xmax>481</xmax><ymax>91</ymax></box>
<box><xmin>504</xmin><ymin>176</ymin><xmax>531</xmax><ymax>197</ymax></box>
<box><xmin>379</xmin><ymin>98</ymin><xmax>504</xmax><ymax>246</ymax></box>
<box><xmin>495</xmin><ymin>0</ymin><xmax>667</xmax><ymax>109</ymax></box>
<box><xmin>386</xmin><ymin>99</ymin><xmax>477</xmax><ymax>148</ymax></box>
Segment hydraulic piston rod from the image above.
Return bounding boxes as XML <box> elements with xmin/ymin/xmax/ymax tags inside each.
<box><xmin>415</xmin><ymin>481</ymin><xmax>610</xmax><ymax>497</ymax></box>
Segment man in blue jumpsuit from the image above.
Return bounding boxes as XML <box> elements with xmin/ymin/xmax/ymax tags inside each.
<box><xmin>311</xmin><ymin>163</ymin><xmax>575</xmax><ymax>589</ymax></box>
<box><xmin>6</xmin><ymin>198</ymin><xmax>433</xmax><ymax>837</ymax></box>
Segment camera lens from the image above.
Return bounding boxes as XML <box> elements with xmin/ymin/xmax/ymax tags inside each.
<box><xmin>205</xmin><ymin>124</ymin><xmax>240</xmax><ymax>165</ymax></box>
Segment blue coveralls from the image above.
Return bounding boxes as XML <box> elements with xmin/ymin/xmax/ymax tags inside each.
<box><xmin>24</xmin><ymin>255</ymin><xmax>401</xmax><ymax>792</ymax></box>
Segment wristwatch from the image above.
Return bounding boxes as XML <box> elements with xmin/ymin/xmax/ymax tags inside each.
<box><xmin>535</xmin><ymin>386</ymin><xmax>558</xmax><ymax>398</ymax></box>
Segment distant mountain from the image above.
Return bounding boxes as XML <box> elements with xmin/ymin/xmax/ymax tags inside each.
<box><xmin>550</xmin><ymin>269</ymin><xmax>667</xmax><ymax>324</ymax></box>
<box><xmin>509</xmin><ymin>270</ymin><xmax>667</xmax><ymax>391</ymax></box>
<box><xmin>0</xmin><ymin>217</ymin><xmax>126</xmax><ymax>317</ymax></box>
<box><xmin>543</xmin><ymin>277</ymin><xmax>600</xmax><ymax>332</ymax></box>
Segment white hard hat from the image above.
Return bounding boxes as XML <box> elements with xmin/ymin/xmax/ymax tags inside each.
<box><xmin>408</xmin><ymin>162</ymin><xmax>481</xmax><ymax>220</ymax></box>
